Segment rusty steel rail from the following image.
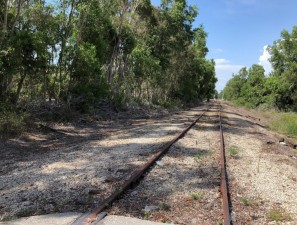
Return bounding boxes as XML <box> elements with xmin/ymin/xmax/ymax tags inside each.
<box><xmin>72</xmin><ymin>107</ymin><xmax>212</xmax><ymax>225</ymax></box>
<box><xmin>219</xmin><ymin>106</ymin><xmax>232</xmax><ymax>225</ymax></box>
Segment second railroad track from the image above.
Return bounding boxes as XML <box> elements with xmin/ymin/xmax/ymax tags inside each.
<box><xmin>72</xmin><ymin>104</ymin><xmax>232</xmax><ymax>225</ymax></box>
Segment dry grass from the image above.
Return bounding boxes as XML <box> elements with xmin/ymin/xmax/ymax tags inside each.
<box><xmin>263</xmin><ymin>112</ymin><xmax>297</xmax><ymax>138</ymax></box>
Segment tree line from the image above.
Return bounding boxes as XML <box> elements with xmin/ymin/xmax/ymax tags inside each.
<box><xmin>0</xmin><ymin>0</ymin><xmax>217</xmax><ymax>113</ymax></box>
<box><xmin>221</xmin><ymin>26</ymin><xmax>297</xmax><ymax>111</ymax></box>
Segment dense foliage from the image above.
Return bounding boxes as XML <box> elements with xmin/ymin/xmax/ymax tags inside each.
<box><xmin>222</xmin><ymin>26</ymin><xmax>297</xmax><ymax>111</ymax></box>
<box><xmin>0</xmin><ymin>0</ymin><xmax>217</xmax><ymax>112</ymax></box>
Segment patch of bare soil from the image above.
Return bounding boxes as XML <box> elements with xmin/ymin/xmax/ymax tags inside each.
<box><xmin>221</xmin><ymin>102</ymin><xmax>297</xmax><ymax>224</ymax></box>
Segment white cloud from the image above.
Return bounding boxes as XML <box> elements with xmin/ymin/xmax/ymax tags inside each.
<box><xmin>258</xmin><ymin>45</ymin><xmax>272</xmax><ymax>75</ymax></box>
<box><xmin>214</xmin><ymin>58</ymin><xmax>244</xmax><ymax>92</ymax></box>
<box><xmin>214</xmin><ymin>58</ymin><xmax>230</xmax><ymax>64</ymax></box>
<box><xmin>211</xmin><ymin>48</ymin><xmax>223</xmax><ymax>54</ymax></box>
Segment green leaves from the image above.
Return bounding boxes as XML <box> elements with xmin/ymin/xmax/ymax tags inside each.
<box><xmin>269</xmin><ymin>26</ymin><xmax>297</xmax><ymax>110</ymax></box>
<box><xmin>0</xmin><ymin>0</ymin><xmax>217</xmax><ymax>110</ymax></box>
<box><xmin>131</xmin><ymin>44</ymin><xmax>160</xmax><ymax>80</ymax></box>
<box><xmin>223</xmin><ymin>25</ymin><xmax>297</xmax><ymax>111</ymax></box>
<box><xmin>223</xmin><ymin>65</ymin><xmax>265</xmax><ymax>108</ymax></box>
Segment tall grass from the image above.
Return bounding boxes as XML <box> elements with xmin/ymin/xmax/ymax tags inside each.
<box><xmin>270</xmin><ymin>113</ymin><xmax>297</xmax><ymax>137</ymax></box>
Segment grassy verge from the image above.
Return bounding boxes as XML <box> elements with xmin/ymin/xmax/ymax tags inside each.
<box><xmin>268</xmin><ymin>112</ymin><xmax>297</xmax><ymax>138</ymax></box>
<box><xmin>224</xmin><ymin>100</ymin><xmax>297</xmax><ymax>142</ymax></box>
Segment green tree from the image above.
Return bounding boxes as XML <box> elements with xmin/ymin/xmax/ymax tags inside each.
<box><xmin>0</xmin><ymin>0</ymin><xmax>218</xmax><ymax>112</ymax></box>
<box><xmin>241</xmin><ymin>64</ymin><xmax>265</xmax><ymax>107</ymax></box>
<box><xmin>269</xmin><ymin>26</ymin><xmax>297</xmax><ymax>110</ymax></box>
<box><xmin>223</xmin><ymin>67</ymin><xmax>247</xmax><ymax>102</ymax></box>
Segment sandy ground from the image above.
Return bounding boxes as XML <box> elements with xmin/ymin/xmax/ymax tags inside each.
<box><xmin>0</xmin><ymin>101</ymin><xmax>297</xmax><ymax>224</ymax></box>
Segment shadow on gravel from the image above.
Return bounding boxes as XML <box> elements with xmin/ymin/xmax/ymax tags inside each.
<box><xmin>106</xmin><ymin>145</ymin><xmax>221</xmax><ymax>220</ymax></box>
<box><xmin>0</xmin><ymin>105</ymin><xmax>223</xmax><ymax>220</ymax></box>
<box><xmin>219</xmin><ymin>112</ymin><xmax>257</xmax><ymax>137</ymax></box>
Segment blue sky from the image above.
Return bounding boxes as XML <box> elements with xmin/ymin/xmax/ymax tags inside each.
<box><xmin>151</xmin><ymin>0</ymin><xmax>297</xmax><ymax>91</ymax></box>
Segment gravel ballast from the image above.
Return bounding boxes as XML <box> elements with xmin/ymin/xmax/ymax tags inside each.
<box><xmin>1</xmin><ymin>101</ymin><xmax>297</xmax><ymax>225</ymax></box>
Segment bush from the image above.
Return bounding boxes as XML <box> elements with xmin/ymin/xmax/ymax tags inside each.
<box><xmin>0</xmin><ymin>110</ymin><xmax>27</xmax><ymax>140</ymax></box>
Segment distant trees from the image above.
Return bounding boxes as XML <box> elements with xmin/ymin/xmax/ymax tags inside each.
<box><xmin>222</xmin><ymin>65</ymin><xmax>265</xmax><ymax>108</ymax></box>
<box><xmin>0</xmin><ymin>0</ymin><xmax>217</xmax><ymax>111</ymax></box>
<box><xmin>222</xmin><ymin>25</ymin><xmax>297</xmax><ymax>111</ymax></box>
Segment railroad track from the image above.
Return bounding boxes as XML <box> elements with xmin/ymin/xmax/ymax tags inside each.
<box><xmin>72</xmin><ymin>104</ymin><xmax>232</xmax><ymax>225</ymax></box>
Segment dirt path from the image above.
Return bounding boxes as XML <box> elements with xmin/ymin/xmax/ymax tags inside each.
<box><xmin>1</xmin><ymin>101</ymin><xmax>296</xmax><ymax>224</ymax></box>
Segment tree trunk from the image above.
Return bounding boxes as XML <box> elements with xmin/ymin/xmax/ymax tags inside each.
<box><xmin>15</xmin><ymin>71</ymin><xmax>26</xmax><ymax>105</ymax></box>
<box><xmin>2</xmin><ymin>0</ymin><xmax>8</xmax><ymax>32</ymax></box>
<box><xmin>108</xmin><ymin>3</ymin><xmax>127</xmax><ymax>85</ymax></box>
<box><xmin>57</xmin><ymin>0</ymin><xmax>75</xmax><ymax>101</ymax></box>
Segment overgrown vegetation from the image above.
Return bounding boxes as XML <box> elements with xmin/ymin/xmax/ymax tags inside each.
<box><xmin>270</xmin><ymin>113</ymin><xmax>297</xmax><ymax>137</ymax></box>
<box><xmin>0</xmin><ymin>3</ymin><xmax>217</xmax><ymax>108</ymax></box>
<box><xmin>0</xmin><ymin>0</ymin><xmax>217</xmax><ymax>139</ymax></box>
<box><xmin>221</xmin><ymin>26</ymin><xmax>297</xmax><ymax>112</ymax></box>
<box><xmin>0</xmin><ymin>107</ymin><xmax>28</xmax><ymax>140</ymax></box>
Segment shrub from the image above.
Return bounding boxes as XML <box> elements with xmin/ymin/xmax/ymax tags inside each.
<box><xmin>0</xmin><ymin>110</ymin><xmax>27</xmax><ymax>140</ymax></box>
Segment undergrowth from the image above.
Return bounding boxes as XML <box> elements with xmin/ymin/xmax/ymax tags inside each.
<box><xmin>270</xmin><ymin>112</ymin><xmax>297</xmax><ymax>137</ymax></box>
<box><xmin>0</xmin><ymin>110</ymin><xmax>28</xmax><ymax>140</ymax></box>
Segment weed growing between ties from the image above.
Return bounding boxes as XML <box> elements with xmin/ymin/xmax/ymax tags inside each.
<box><xmin>190</xmin><ymin>191</ymin><xmax>205</xmax><ymax>201</ymax></box>
<box><xmin>194</xmin><ymin>150</ymin><xmax>212</xmax><ymax>162</ymax></box>
<box><xmin>227</xmin><ymin>146</ymin><xmax>240</xmax><ymax>158</ymax></box>
<box><xmin>240</xmin><ymin>197</ymin><xmax>250</xmax><ymax>206</ymax></box>
<box><xmin>240</xmin><ymin>197</ymin><xmax>251</xmax><ymax>206</ymax></box>
<box><xmin>267</xmin><ymin>208</ymin><xmax>291</xmax><ymax>222</ymax></box>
